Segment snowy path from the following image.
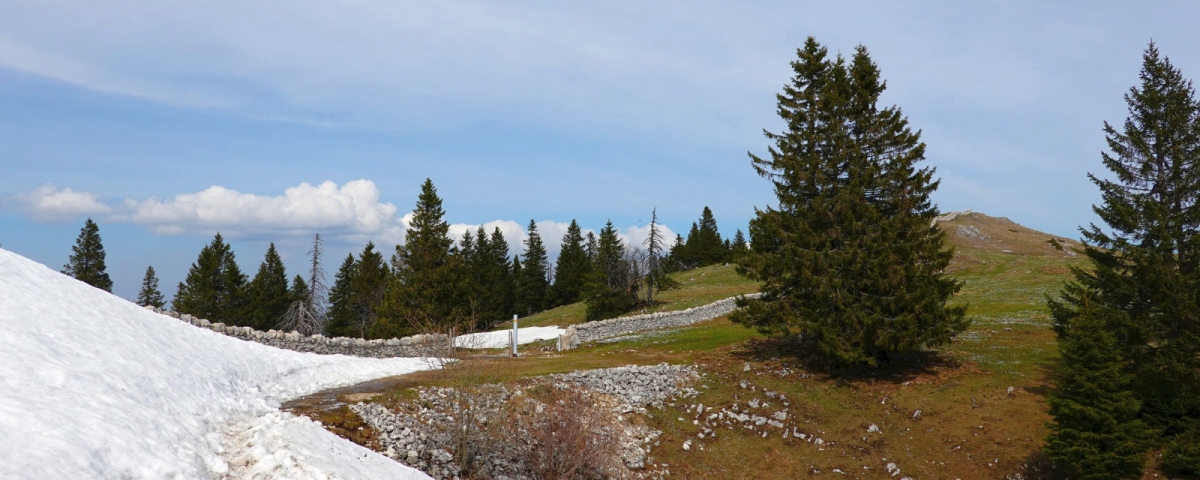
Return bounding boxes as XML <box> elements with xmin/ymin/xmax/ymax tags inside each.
<box><xmin>0</xmin><ymin>249</ymin><xmax>433</xmax><ymax>480</ymax></box>
<box><xmin>454</xmin><ymin>326</ymin><xmax>565</xmax><ymax>349</ymax></box>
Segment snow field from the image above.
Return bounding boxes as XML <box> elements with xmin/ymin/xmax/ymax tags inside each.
<box><xmin>0</xmin><ymin>249</ymin><xmax>434</xmax><ymax>479</ymax></box>
<box><xmin>454</xmin><ymin>326</ymin><xmax>565</xmax><ymax>349</ymax></box>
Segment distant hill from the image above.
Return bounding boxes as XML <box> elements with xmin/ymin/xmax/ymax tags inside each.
<box><xmin>935</xmin><ymin>210</ymin><xmax>1080</xmax><ymax>272</ymax></box>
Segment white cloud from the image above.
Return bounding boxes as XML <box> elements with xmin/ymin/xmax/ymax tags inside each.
<box><xmin>619</xmin><ymin>223</ymin><xmax>678</xmax><ymax>252</ymax></box>
<box><xmin>117</xmin><ymin>180</ymin><xmax>405</xmax><ymax>240</ymax></box>
<box><xmin>12</xmin><ymin>184</ymin><xmax>112</xmax><ymax>221</ymax></box>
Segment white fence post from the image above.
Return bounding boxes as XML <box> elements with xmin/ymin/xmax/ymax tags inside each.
<box><xmin>511</xmin><ymin>314</ymin><xmax>519</xmax><ymax>357</ymax></box>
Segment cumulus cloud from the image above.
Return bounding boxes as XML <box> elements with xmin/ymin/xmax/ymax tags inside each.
<box><xmin>12</xmin><ymin>184</ymin><xmax>112</xmax><ymax>221</ymax></box>
<box><xmin>117</xmin><ymin>180</ymin><xmax>405</xmax><ymax>240</ymax></box>
<box><xmin>10</xmin><ymin>181</ymin><xmax>681</xmax><ymax>264</ymax></box>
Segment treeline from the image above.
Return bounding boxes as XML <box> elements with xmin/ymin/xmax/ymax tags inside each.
<box><xmin>59</xmin><ymin>180</ymin><xmax>746</xmax><ymax>338</ymax></box>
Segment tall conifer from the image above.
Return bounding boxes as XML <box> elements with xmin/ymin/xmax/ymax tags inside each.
<box><xmin>246</xmin><ymin>243</ymin><xmax>290</xmax><ymax>331</ymax></box>
<box><xmin>174</xmin><ymin>233</ymin><xmax>247</xmax><ymax>324</ymax></box>
<box><xmin>63</xmin><ymin>218</ymin><xmax>113</xmax><ymax>292</ymax></box>
<box><xmin>326</xmin><ymin>253</ymin><xmax>358</xmax><ymax>337</ymax></box>
<box><xmin>584</xmin><ymin>220</ymin><xmax>637</xmax><ymax>320</ymax></box>
<box><xmin>517</xmin><ymin>219</ymin><xmax>549</xmax><ymax>316</ymax></box>
<box><xmin>1049</xmin><ymin>43</ymin><xmax>1200</xmax><ymax>473</ymax></box>
<box><xmin>374</xmin><ymin>179</ymin><xmax>464</xmax><ymax>337</ymax></box>
<box><xmin>733</xmin><ymin>38</ymin><xmax>965</xmax><ymax>365</ymax></box>
<box><xmin>550</xmin><ymin>220</ymin><xmax>589</xmax><ymax>307</ymax></box>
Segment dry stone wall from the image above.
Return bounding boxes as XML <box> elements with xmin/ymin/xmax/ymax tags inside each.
<box><xmin>557</xmin><ymin>293</ymin><xmax>763</xmax><ymax>350</ymax></box>
<box><xmin>148</xmin><ymin>306</ymin><xmax>448</xmax><ymax>358</ymax></box>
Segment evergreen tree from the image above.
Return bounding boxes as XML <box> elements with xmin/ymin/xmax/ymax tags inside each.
<box><xmin>325</xmin><ymin>253</ymin><xmax>358</xmax><ymax>337</ymax></box>
<box><xmin>135</xmin><ymin>265</ymin><xmax>165</xmax><ymax>308</ymax></box>
<box><xmin>550</xmin><ymin>220</ymin><xmax>589</xmax><ymax>307</ymax></box>
<box><xmin>373</xmin><ymin>179</ymin><xmax>465</xmax><ymax>338</ymax></box>
<box><xmin>351</xmin><ymin>241</ymin><xmax>389</xmax><ymax>336</ymax></box>
<box><xmin>1049</xmin><ymin>43</ymin><xmax>1200</xmax><ymax>472</ymax></box>
<box><xmin>246</xmin><ymin>243</ymin><xmax>290</xmax><ymax>331</ymax></box>
<box><xmin>730</xmin><ymin>229</ymin><xmax>749</xmax><ymax>259</ymax></box>
<box><xmin>62</xmin><ymin>218</ymin><xmax>113</xmax><ymax>292</ymax></box>
<box><xmin>1045</xmin><ymin>296</ymin><xmax>1151</xmax><ymax>479</ymax></box>
<box><xmin>584</xmin><ymin>220</ymin><xmax>637</xmax><ymax>320</ymax></box>
<box><xmin>733</xmin><ymin>38</ymin><xmax>966</xmax><ymax>366</ymax></box>
<box><xmin>477</xmin><ymin>227</ymin><xmax>515</xmax><ymax>326</ymax></box>
<box><xmin>584</xmin><ymin>231</ymin><xmax>598</xmax><ymax>264</ymax></box>
<box><xmin>173</xmin><ymin>233</ymin><xmax>248</xmax><ymax>324</ymax></box>
<box><xmin>288</xmin><ymin>275</ymin><xmax>309</xmax><ymax>305</ymax></box>
<box><xmin>517</xmin><ymin>219</ymin><xmax>550</xmax><ymax>316</ymax></box>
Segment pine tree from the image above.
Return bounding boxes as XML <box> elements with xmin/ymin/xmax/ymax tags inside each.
<box><xmin>550</xmin><ymin>220</ymin><xmax>589</xmax><ymax>307</ymax></box>
<box><xmin>135</xmin><ymin>265</ymin><xmax>165</xmax><ymax>308</ymax></box>
<box><xmin>373</xmin><ymin>179</ymin><xmax>465</xmax><ymax>338</ymax></box>
<box><xmin>1045</xmin><ymin>296</ymin><xmax>1151</xmax><ymax>479</ymax></box>
<box><xmin>517</xmin><ymin>219</ymin><xmax>549</xmax><ymax>316</ymax></box>
<box><xmin>733</xmin><ymin>38</ymin><xmax>966</xmax><ymax>366</ymax></box>
<box><xmin>325</xmin><ymin>253</ymin><xmax>358</xmax><ymax>337</ymax></box>
<box><xmin>173</xmin><ymin>233</ymin><xmax>248</xmax><ymax>324</ymax></box>
<box><xmin>246</xmin><ymin>243</ymin><xmax>290</xmax><ymax>331</ymax></box>
<box><xmin>1049</xmin><ymin>43</ymin><xmax>1200</xmax><ymax>472</ymax></box>
<box><xmin>62</xmin><ymin>218</ymin><xmax>113</xmax><ymax>292</ymax></box>
<box><xmin>584</xmin><ymin>220</ymin><xmax>637</xmax><ymax>320</ymax></box>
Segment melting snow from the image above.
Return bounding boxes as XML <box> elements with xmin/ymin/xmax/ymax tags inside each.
<box><xmin>0</xmin><ymin>249</ymin><xmax>434</xmax><ymax>479</ymax></box>
<box><xmin>454</xmin><ymin>326</ymin><xmax>565</xmax><ymax>349</ymax></box>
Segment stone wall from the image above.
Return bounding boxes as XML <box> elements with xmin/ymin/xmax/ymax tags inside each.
<box><xmin>557</xmin><ymin>292</ymin><xmax>762</xmax><ymax>350</ymax></box>
<box><xmin>148</xmin><ymin>306</ymin><xmax>448</xmax><ymax>358</ymax></box>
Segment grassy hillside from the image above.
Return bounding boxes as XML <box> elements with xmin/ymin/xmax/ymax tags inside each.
<box><xmin>299</xmin><ymin>211</ymin><xmax>1113</xmax><ymax>479</ymax></box>
<box><xmin>511</xmin><ymin>263</ymin><xmax>759</xmax><ymax>329</ymax></box>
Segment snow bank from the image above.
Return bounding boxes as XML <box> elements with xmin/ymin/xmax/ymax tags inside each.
<box><xmin>454</xmin><ymin>326</ymin><xmax>565</xmax><ymax>349</ymax></box>
<box><xmin>0</xmin><ymin>249</ymin><xmax>433</xmax><ymax>480</ymax></box>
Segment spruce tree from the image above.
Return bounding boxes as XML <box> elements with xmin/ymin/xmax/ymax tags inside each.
<box><xmin>730</xmin><ymin>229</ymin><xmax>749</xmax><ymax>259</ymax></box>
<box><xmin>63</xmin><ymin>218</ymin><xmax>113</xmax><ymax>292</ymax></box>
<box><xmin>733</xmin><ymin>38</ymin><xmax>965</xmax><ymax>366</ymax></box>
<box><xmin>173</xmin><ymin>233</ymin><xmax>248</xmax><ymax>324</ymax></box>
<box><xmin>1045</xmin><ymin>296</ymin><xmax>1151</xmax><ymax>479</ymax></box>
<box><xmin>351</xmin><ymin>241</ymin><xmax>389</xmax><ymax>336</ymax></box>
<box><xmin>246</xmin><ymin>243</ymin><xmax>290</xmax><ymax>331</ymax></box>
<box><xmin>373</xmin><ymin>179</ymin><xmax>465</xmax><ymax>337</ymax></box>
<box><xmin>288</xmin><ymin>275</ymin><xmax>309</xmax><ymax>305</ymax></box>
<box><xmin>135</xmin><ymin>265</ymin><xmax>165</xmax><ymax>308</ymax></box>
<box><xmin>1049</xmin><ymin>43</ymin><xmax>1200</xmax><ymax>471</ymax></box>
<box><xmin>326</xmin><ymin>253</ymin><xmax>358</xmax><ymax>337</ymax></box>
<box><xmin>550</xmin><ymin>220</ymin><xmax>589</xmax><ymax>307</ymax></box>
<box><xmin>517</xmin><ymin>219</ymin><xmax>549</xmax><ymax>316</ymax></box>
<box><xmin>476</xmin><ymin>227</ymin><xmax>514</xmax><ymax>326</ymax></box>
<box><xmin>584</xmin><ymin>220</ymin><xmax>637</xmax><ymax>320</ymax></box>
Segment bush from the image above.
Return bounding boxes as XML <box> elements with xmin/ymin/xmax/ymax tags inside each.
<box><xmin>1163</xmin><ymin>427</ymin><xmax>1200</xmax><ymax>475</ymax></box>
<box><xmin>507</xmin><ymin>385</ymin><xmax>620</xmax><ymax>480</ymax></box>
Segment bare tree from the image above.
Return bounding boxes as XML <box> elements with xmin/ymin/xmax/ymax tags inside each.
<box><xmin>279</xmin><ymin>233</ymin><xmax>329</xmax><ymax>335</ymax></box>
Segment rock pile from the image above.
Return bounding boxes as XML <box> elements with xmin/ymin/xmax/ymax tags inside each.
<box><xmin>351</xmin><ymin>364</ymin><xmax>700</xmax><ymax>479</ymax></box>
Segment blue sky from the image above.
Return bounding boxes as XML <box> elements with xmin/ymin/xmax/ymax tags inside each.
<box><xmin>2</xmin><ymin>1</ymin><xmax>1198</xmax><ymax>301</ymax></box>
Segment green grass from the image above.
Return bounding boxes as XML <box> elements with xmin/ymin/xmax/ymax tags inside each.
<box><xmin>302</xmin><ymin>222</ymin><xmax>1102</xmax><ymax>479</ymax></box>
<box><xmin>510</xmin><ymin>263</ymin><xmax>759</xmax><ymax>329</ymax></box>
